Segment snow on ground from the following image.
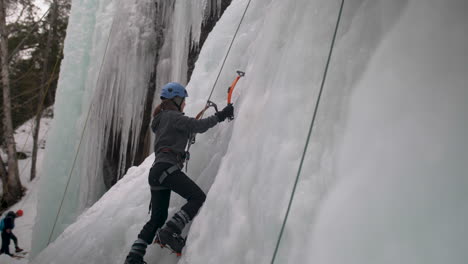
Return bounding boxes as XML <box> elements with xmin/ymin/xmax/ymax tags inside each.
<box><xmin>31</xmin><ymin>155</ymin><xmax>169</xmax><ymax>264</ymax></box>
<box><xmin>0</xmin><ymin>110</ymin><xmax>53</xmax><ymax>264</ymax></box>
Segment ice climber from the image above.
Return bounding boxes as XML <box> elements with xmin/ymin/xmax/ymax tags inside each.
<box><xmin>125</xmin><ymin>82</ymin><xmax>234</xmax><ymax>264</ymax></box>
<box><xmin>0</xmin><ymin>210</ymin><xmax>24</xmax><ymax>257</ymax></box>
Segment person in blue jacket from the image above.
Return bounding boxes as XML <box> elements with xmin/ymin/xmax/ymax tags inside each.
<box><xmin>125</xmin><ymin>82</ymin><xmax>233</xmax><ymax>264</ymax></box>
<box><xmin>0</xmin><ymin>210</ymin><xmax>24</xmax><ymax>257</ymax></box>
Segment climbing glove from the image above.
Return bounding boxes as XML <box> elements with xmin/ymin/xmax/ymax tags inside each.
<box><xmin>215</xmin><ymin>104</ymin><xmax>234</xmax><ymax>122</ymax></box>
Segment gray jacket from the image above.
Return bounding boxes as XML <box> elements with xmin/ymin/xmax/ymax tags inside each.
<box><xmin>151</xmin><ymin>110</ymin><xmax>219</xmax><ymax>166</ymax></box>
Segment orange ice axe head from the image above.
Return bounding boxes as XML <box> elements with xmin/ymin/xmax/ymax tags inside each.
<box><xmin>227</xmin><ymin>70</ymin><xmax>245</xmax><ymax>105</ymax></box>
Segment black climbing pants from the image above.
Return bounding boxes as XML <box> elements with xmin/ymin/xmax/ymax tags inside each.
<box><xmin>10</xmin><ymin>233</ymin><xmax>18</xmax><ymax>247</ymax></box>
<box><xmin>137</xmin><ymin>162</ymin><xmax>206</xmax><ymax>244</ymax></box>
<box><xmin>0</xmin><ymin>231</ymin><xmax>12</xmax><ymax>256</ymax></box>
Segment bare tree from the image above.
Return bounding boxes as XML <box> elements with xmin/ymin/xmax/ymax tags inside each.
<box><xmin>0</xmin><ymin>0</ymin><xmax>24</xmax><ymax>205</ymax></box>
<box><xmin>30</xmin><ymin>0</ymin><xmax>59</xmax><ymax>180</ymax></box>
<box><xmin>0</xmin><ymin>156</ymin><xmax>7</xmax><ymax>201</ymax></box>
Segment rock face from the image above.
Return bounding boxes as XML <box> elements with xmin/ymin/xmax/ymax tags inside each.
<box><xmin>188</xmin><ymin>0</ymin><xmax>232</xmax><ymax>81</ymax></box>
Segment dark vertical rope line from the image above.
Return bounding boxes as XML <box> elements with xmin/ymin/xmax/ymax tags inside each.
<box><xmin>186</xmin><ymin>0</ymin><xmax>252</xmax><ymax>160</ymax></box>
<box><xmin>47</xmin><ymin>3</ymin><xmax>121</xmax><ymax>246</ymax></box>
<box><xmin>270</xmin><ymin>1</ymin><xmax>345</xmax><ymax>263</ymax></box>
<box><xmin>206</xmin><ymin>0</ymin><xmax>252</xmax><ymax>102</ymax></box>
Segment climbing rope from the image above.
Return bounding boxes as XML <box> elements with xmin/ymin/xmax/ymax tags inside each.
<box><xmin>270</xmin><ymin>0</ymin><xmax>345</xmax><ymax>263</ymax></box>
<box><xmin>185</xmin><ymin>0</ymin><xmax>251</xmax><ymax>170</ymax></box>
<box><xmin>46</xmin><ymin>4</ymin><xmax>121</xmax><ymax>245</ymax></box>
<box><xmin>205</xmin><ymin>0</ymin><xmax>252</xmax><ymax>103</ymax></box>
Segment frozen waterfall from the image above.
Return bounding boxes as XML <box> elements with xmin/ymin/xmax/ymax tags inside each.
<box><xmin>31</xmin><ymin>0</ymin><xmax>468</xmax><ymax>263</ymax></box>
<box><xmin>32</xmin><ymin>0</ymin><xmax>228</xmax><ymax>257</ymax></box>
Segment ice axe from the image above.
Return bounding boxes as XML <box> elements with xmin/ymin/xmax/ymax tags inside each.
<box><xmin>185</xmin><ymin>70</ymin><xmax>245</xmax><ymax>171</ymax></box>
<box><xmin>227</xmin><ymin>70</ymin><xmax>245</xmax><ymax>120</ymax></box>
<box><xmin>194</xmin><ymin>70</ymin><xmax>245</xmax><ymax>121</ymax></box>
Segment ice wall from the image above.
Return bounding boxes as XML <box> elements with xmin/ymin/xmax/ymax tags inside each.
<box><xmin>78</xmin><ymin>0</ymin><xmax>158</xmax><ymax>207</ymax></box>
<box><xmin>31</xmin><ymin>0</ymin><xmax>468</xmax><ymax>263</ymax></box>
<box><xmin>309</xmin><ymin>1</ymin><xmax>468</xmax><ymax>263</ymax></box>
<box><xmin>31</xmin><ymin>0</ymin><xmax>116</xmax><ymax>257</ymax></box>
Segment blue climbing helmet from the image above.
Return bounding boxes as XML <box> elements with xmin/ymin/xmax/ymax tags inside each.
<box><xmin>160</xmin><ymin>82</ymin><xmax>188</xmax><ymax>99</ymax></box>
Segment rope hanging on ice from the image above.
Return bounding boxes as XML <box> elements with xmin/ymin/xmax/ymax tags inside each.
<box><xmin>270</xmin><ymin>0</ymin><xmax>345</xmax><ymax>263</ymax></box>
<box><xmin>205</xmin><ymin>0</ymin><xmax>253</xmax><ymax>104</ymax></box>
<box><xmin>185</xmin><ymin>0</ymin><xmax>252</xmax><ymax>169</ymax></box>
<box><xmin>46</xmin><ymin>3</ymin><xmax>121</xmax><ymax>246</ymax></box>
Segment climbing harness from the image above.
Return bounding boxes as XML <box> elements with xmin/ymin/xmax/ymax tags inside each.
<box><xmin>156</xmin><ymin>147</ymin><xmax>187</xmax><ymax>168</ymax></box>
<box><xmin>269</xmin><ymin>0</ymin><xmax>345</xmax><ymax>263</ymax></box>
<box><xmin>158</xmin><ymin>165</ymin><xmax>179</xmax><ymax>185</ymax></box>
<box><xmin>148</xmin><ymin>164</ymin><xmax>181</xmax><ymax>214</ymax></box>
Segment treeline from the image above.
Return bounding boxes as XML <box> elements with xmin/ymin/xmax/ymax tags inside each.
<box><xmin>0</xmin><ymin>0</ymin><xmax>70</xmax><ymax>211</ymax></box>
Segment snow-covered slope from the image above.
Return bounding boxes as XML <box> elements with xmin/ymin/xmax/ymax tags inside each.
<box><xmin>0</xmin><ymin>112</ymin><xmax>52</xmax><ymax>264</ymax></box>
<box><xmin>31</xmin><ymin>0</ymin><xmax>468</xmax><ymax>263</ymax></box>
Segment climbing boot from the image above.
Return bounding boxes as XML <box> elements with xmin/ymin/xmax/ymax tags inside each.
<box><xmin>155</xmin><ymin>227</ymin><xmax>185</xmax><ymax>256</ymax></box>
<box><xmin>124</xmin><ymin>255</ymin><xmax>147</xmax><ymax>264</ymax></box>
